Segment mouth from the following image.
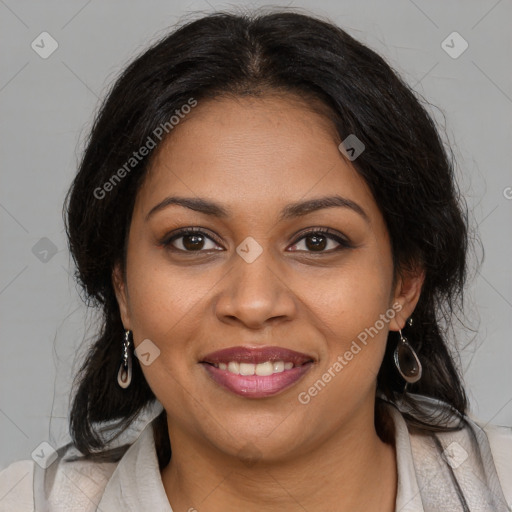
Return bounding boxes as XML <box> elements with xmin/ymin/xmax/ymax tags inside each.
<box><xmin>199</xmin><ymin>346</ymin><xmax>315</xmax><ymax>398</ymax></box>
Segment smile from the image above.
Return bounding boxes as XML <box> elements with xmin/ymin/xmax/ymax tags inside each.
<box><xmin>200</xmin><ymin>345</ymin><xmax>315</xmax><ymax>398</ymax></box>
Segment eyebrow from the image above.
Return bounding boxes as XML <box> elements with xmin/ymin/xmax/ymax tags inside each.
<box><xmin>145</xmin><ymin>194</ymin><xmax>369</xmax><ymax>223</ymax></box>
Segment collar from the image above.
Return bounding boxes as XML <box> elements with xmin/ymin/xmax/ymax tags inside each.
<box><xmin>96</xmin><ymin>402</ymin><xmax>424</xmax><ymax>512</ymax></box>
<box><xmin>386</xmin><ymin>404</ymin><xmax>425</xmax><ymax>511</ymax></box>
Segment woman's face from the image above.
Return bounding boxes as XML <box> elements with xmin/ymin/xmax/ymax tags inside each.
<box><xmin>113</xmin><ymin>94</ymin><xmax>422</xmax><ymax>462</ymax></box>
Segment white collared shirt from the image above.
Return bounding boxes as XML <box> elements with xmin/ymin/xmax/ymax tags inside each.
<box><xmin>1</xmin><ymin>401</ymin><xmax>511</xmax><ymax>511</ymax></box>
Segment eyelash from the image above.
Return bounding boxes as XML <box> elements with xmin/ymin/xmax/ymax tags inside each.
<box><xmin>160</xmin><ymin>227</ymin><xmax>352</xmax><ymax>254</ymax></box>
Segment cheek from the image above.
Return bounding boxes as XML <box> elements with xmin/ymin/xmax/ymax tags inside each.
<box><xmin>124</xmin><ymin>236</ymin><xmax>212</xmax><ymax>336</ymax></box>
<box><xmin>304</xmin><ymin>247</ymin><xmax>394</xmax><ymax>385</ymax></box>
<box><xmin>122</xmin><ymin>241</ymin><xmax>218</xmax><ymax>390</ymax></box>
<box><xmin>292</xmin><ymin>265</ymin><xmax>394</xmax><ymax>436</ymax></box>
<box><xmin>123</xmin><ymin>256</ymin><xmax>208</xmax><ymax>420</ymax></box>
<box><xmin>308</xmin><ymin>250</ymin><xmax>393</xmax><ymax>338</ymax></box>
<box><xmin>122</xmin><ymin>245</ymin><xmax>224</xmax><ymax>433</ymax></box>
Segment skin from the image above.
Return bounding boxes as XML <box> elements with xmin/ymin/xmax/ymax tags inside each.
<box><xmin>113</xmin><ymin>94</ymin><xmax>424</xmax><ymax>512</ymax></box>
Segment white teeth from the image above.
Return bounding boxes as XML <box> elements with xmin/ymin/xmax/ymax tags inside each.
<box><xmin>227</xmin><ymin>361</ymin><xmax>239</xmax><ymax>374</ymax></box>
<box><xmin>273</xmin><ymin>361</ymin><xmax>284</xmax><ymax>373</ymax></box>
<box><xmin>239</xmin><ymin>362</ymin><xmax>255</xmax><ymax>376</ymax></box>
<box><xmin>215</xmin><ymin>360</ymin><xmax>296</xmax><ymax>375</ymax></box>
<box><xmin>255</xmin><ymin>361</ymin><xmax>273</xmax><ymax>376</ymax></box>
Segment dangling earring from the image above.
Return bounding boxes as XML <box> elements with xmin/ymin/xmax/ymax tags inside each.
<box><xmin>117</xmin><ymin>329</ymin><xmax>132</xmax><ymax>389</ymax></box>
<box><xmin>394</xmin><ymin>326</ymin><xmax>422</xmax><ymax>384</ymax></box>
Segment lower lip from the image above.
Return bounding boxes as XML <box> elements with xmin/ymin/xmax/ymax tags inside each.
<box><xmin>201</xmin><ymin>362</ymin><xmax>313</xmax><ymax>398</ymax></box>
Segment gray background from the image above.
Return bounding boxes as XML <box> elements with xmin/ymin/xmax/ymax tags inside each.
<box><xmin>1</xmin><ymin>0</ymin><xmax>511</xmax><ymax>470</ymax></box>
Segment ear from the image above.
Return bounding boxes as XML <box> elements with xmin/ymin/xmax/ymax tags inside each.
<box><xmin>112</xmin><ymin>261</ymin><xmax>132</xmax><ymax>329</ymax></box>
<box><xmin>388</xmin><ymin>266</ymin><xmax>425</xmax><ymax>332</ymax></box>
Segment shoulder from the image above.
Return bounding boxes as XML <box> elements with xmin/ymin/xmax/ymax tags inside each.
<box><xmin>0</xmin><ymin>403</ymin><xmax>165</xmax><ymax>511</ymax></box>
<box><xmin>387</xmin><ymin>394</ymin><xmax>512</xmax><ymax>509</ymax></box>
<box><xmin>0</xmin><ymin>460</ymin><xmax>34</xmax><ymax>512</ymax></box>
<box><xmin>0</xmin><ymin>446</ymin><xmax>120</xmax><ymax>512</ymax></box>
<box><xmin>478</xmin><ymin>421</ymin><xmax>512</xmax><ymax>507</ymax></box>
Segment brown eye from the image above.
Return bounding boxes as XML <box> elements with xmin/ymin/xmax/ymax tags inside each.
<box><xmin>162</xmin><ymin>228</ymin><xmax>223</xmax><ymax>252</ymax></box>
<box><xmin>288</xmin><ymin>229</ymin><xmax>351</xmax><ymax>253</ymax></box>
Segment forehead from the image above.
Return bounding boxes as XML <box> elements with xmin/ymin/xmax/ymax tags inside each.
<box><xmin>133</xmin><ymin>94</ymin><xmax>376</xmax><ymax>221</ymax></box>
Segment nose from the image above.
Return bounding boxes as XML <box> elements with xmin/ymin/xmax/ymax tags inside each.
<box><xmin>214</xmin><ymin>244</ymin><xmax>297</xmax><ymax>330</ymax></box>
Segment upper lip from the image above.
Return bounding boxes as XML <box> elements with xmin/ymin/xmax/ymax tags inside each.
<box><xmin>200</xmin><ymin>346</ymin><xmax>315</xmax><ymax>366</ymax></box>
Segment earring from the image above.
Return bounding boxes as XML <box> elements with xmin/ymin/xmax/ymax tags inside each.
<box><xmin>393</xmin><ymin>328</ymin><xmax>422</xmax><ymax>384</ymax></box>
<box><xmin>117</xmin><ymin>329</ymin><xmax>132</xmax><ymax>389</ymax></box>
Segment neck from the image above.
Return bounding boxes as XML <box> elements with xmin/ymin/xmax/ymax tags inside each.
<box><xmin>161</xmin><ymin>403</ymin><xmax>397</xmax><ymax>512</ymax></box>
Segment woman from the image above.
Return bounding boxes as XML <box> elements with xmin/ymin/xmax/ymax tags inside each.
<box><xmin>1</xmin><ymin>9</ymin><xmax>511</xmax><ymax>512</ymax></box>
